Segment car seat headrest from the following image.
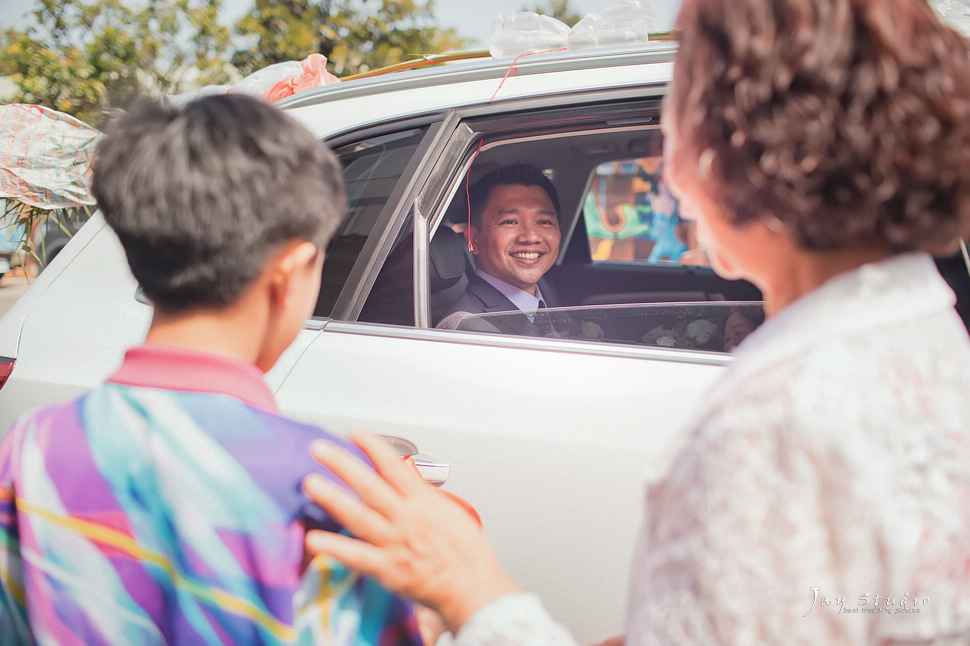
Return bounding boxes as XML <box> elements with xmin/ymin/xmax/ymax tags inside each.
<box><xmin>430</xmin><ymin>226</ymin><xmax>469</xmax><ymax>291</ymax></box>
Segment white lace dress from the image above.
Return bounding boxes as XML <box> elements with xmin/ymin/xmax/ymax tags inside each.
<box><xmin>454</xmin><ymin>252</ymin><xmax>970</xmax><ymax>646</ymax></box>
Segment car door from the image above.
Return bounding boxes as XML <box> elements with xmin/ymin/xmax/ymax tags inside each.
<box><xmin>272</xmin><ymin>91</ymin><xmax>745</xmax><ymax>642</ymax></box>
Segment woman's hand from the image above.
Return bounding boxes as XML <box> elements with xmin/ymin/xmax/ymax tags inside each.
<box><xmin>302</xmin><ymin>431</ymin><xmax>520</xmax><ymax>634</ymax></box>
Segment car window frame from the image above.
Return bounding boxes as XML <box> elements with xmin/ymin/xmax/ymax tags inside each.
<box><xmin>442</xmin><ymin>301</ymin><xmax>766</xmax><ymax>354</ymax></box>
<box><xmin>413</xmin><ymin>93</ymin><xmax>670</xmax><ymax>325</ymax></box>
<box><xmin>317</xmin><ymin>87</ymin><xmax>670</xmax><ymax>327</ymax></box>
<box><xmin>307</xmin><ymin>84</ymin><xmax>746</xmax><ymax>366</ymax></box>
<box><xmin>320</xmin><ymin>115</ymin><xmax>451</xmax><ymax>322</ymax></box>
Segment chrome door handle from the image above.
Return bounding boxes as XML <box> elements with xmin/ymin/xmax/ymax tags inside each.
<box><xmin>382</xmin><ymin>435</ymin><xmax>418</xmax><ymax>456</ymax></box>
<box><xmin>381</xmin><ymin>435</ymin><xmax>450</xmax><ymax>486</ymax></box>
<box><xmin>411</xmin><ymin>454</ymin><xmax>451</xmax><ymax>486</ymax></box>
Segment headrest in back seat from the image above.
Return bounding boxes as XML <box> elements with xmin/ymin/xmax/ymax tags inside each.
<box><xmin>430</xmin><ymin>226</ymin><xmax>471</xmax><ymax>325</ymax></box>
<box><xmin>430</xmin><ymin>226</ymin><xmax>469</xmax><ymax>291</ymax></box>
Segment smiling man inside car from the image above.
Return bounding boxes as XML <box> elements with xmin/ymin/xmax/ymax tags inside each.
<box><xmin>437</xmin><ymin>164</ymin><xmax>561</xmax><ymax>332</ymax></box>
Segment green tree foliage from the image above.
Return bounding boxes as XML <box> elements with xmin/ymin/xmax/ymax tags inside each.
<box><xmin>525</xmin><ymin>0</ymin><xmax>583</xmax><ymax>27</ymax></box>
<box><xmin>0</xmin><ymin>0</ymin><xmax>233</xmax><ymax>127</ymax></box>
<box><xmin>232</xmin><ymin>0</ymin><xmax>467</xmax><ymax>77</ymax></box>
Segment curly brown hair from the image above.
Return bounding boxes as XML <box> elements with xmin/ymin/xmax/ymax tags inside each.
<box><xmin>666</xmin><ymin>0</ymin><xmax>970</xmax><ymax>253</ymax></box>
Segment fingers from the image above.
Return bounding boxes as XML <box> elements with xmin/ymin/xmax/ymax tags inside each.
<box><xmin>309</xmin><ymin>438</ymin><xmax>406</xmax><ymax>519</ymax></box>
<box><xmin>303</xmin><ymin>431</ymin><xmax>522</xmax><ymax>633</ymax></box>
<box><xmin>305</xmin><ymin>528</ymin><xmax>385</xmax><ymax>581</ymax></box>
<box><xmin>347</xmin><ymin>430</ymin><xmax>427</xmax><ymax>495</ymax></box>
<box><xmin>303</xmin><ymin>473</ymin><xmax>393</xmax><ymax>545</ymax></box>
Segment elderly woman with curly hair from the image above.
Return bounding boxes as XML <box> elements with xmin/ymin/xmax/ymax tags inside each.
<box><xmin>299</xmin><ymin>0</ymin><xmax>970</xmax><ymax>644</ymax></box>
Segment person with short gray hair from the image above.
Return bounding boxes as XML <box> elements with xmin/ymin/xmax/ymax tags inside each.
<box><xmin>0</xmin><ymin>94</ymin><xmax>423</xmax><ymax>645</ymax></box>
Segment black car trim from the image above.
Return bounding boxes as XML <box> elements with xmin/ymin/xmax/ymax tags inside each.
<box><xmin>321</xmin><ymin>319</ymin><xmax>733</xmax><ymax>368</ymax></box>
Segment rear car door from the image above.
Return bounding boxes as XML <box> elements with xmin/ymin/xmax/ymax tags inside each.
<box><xmin>274</xmin><ymin>92</ymin><xmax>739</xmax><ymax>642</ymax></box>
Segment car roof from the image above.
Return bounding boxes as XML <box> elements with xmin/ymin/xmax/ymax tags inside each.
<box><xmin>278</xmin><ymin>43</ymin><xmax>677</xmax><ymax>139</ymax></box>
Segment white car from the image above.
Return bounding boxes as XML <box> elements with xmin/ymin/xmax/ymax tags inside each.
<box><xmin>2</xmin><ymin>43</ymin><xmax>793</xmax><ymax>641</ymax></box>
<box><xmin>0</xmin><ymin>203</ymin><xmax>26</xmax><ymax>279</ymax></box>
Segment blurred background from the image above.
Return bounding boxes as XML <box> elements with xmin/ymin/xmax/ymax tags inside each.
<box><xmin>0</xmin><ymin>0</ymin><xmax>681</xmax><ymax>127</ymax></box>
<box><xmin>0</xmin><ymin>0</ymin><xmax>682</xmax><ymax>313</ymax></box>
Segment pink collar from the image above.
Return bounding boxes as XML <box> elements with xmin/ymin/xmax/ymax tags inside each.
<box><xmin>107</xmin><ymin>343</ymin><xmax>277</xmax><ymax>412</ymax></box>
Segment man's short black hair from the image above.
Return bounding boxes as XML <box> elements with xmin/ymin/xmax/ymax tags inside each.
<box><xmin>467</xmin><ymin>163</ymin><xmax>561</xmax><ymax>229</ymax></box>
<box><xmin>91</xmin><ymin>94</ymin><xmax>346</xmax><ymax>312</ymax></box>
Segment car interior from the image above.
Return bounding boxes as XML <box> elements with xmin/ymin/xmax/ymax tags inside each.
<box><xmin>431</xmin><ymin>127</ymin><xmax>763</xmax><ymax>309</ymax></box>
<box><xmin>344</xmin><ymin>121</ymin><xmax>767</xmax><ymax>352</ymax></box>
<box><xmin>317</xmin><ymin>103</ymin><xmax>970</xmax><ymax>350</ymax></box>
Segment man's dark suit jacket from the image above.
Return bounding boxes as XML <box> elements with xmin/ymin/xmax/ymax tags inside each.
<box><xmin>434</xmin><ymin>273</ymin><xmax>544</xmax><ymax>336</ymax></box>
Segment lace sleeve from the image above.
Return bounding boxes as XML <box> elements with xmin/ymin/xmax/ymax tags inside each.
<box><xmin>625</xmin><ymin>346</ymin><xmax>970</xmax><ymax>646</ymax></box>
<box><xmin>452</xmin><ymin>593</ymin><xmax>579</xmax><ymax>646</ymax></box>
<box><xmin>625</xmin><ymin>383</ymin><xmax>879</xmax><ymax>645</ymax></box>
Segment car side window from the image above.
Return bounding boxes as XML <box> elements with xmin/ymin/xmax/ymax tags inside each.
<box><xmin>357</xmin><ymin>224</ymin><xmax>414</xmax><ymax>326</ymax></box>
<box><xmin>443</xmin><ymin>302</ymin><xmax>766</xmax><ymax>354</ymax></box>
<box><xmin>583</xmin><ymin>157</ymin><xmax>708</xmax><ymax>267</ymax></box>
<box><xmin>314</xmin><ymin>127</ymin><xmax>427</xmax><ymax>318</ymax></box>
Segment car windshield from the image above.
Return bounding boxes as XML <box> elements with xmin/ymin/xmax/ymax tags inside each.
<box><xmin>442</xmin><ymin>302</ymin><xmax>766</xmax><ymax>353</ymax></box>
